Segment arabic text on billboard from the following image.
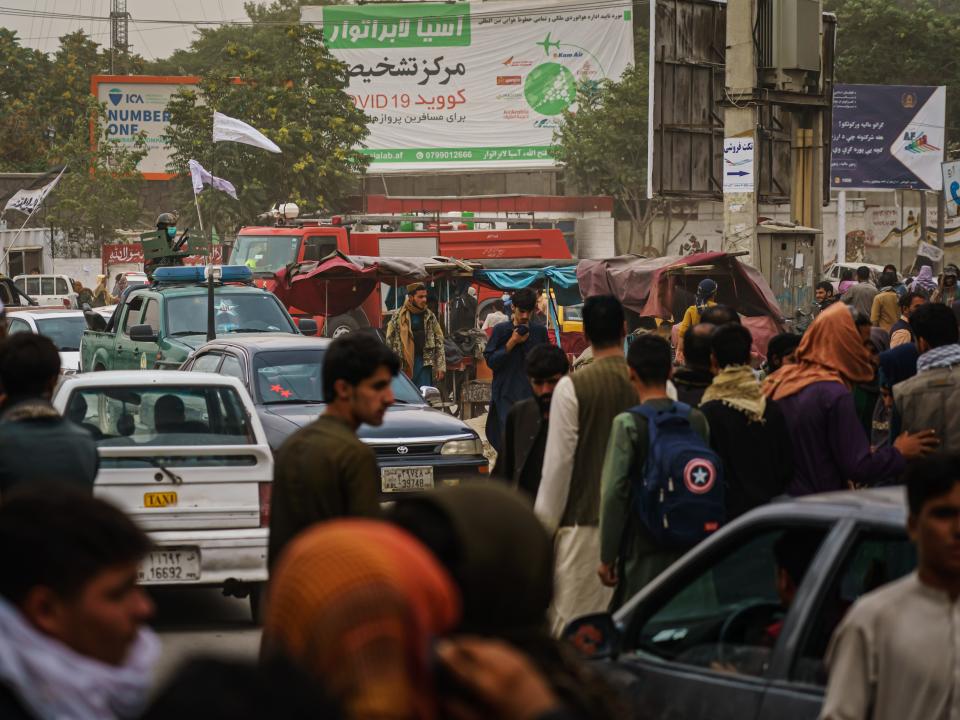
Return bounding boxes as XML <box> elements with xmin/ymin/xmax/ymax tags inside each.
<box><xmin>831</xmin><ymin>84</ymin><xmax>945</xmax><ymax>191</ymax></box>
<box><xmin>303</xmin><ymin>0</ymin><xmax>634</xmax><ymax>172</ymax></box>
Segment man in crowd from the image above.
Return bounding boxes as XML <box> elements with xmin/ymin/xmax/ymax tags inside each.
<box><xmin>765</xmin><ymin>333</ymin><xmax>801</xmax><ymax>377</ymax></box>
<box><xmin>269</xmin><ymin>333</ymin><xmax>397</xmax><ymax>565</ymax></box>
<box><xmin>700</xmin><ymin>323</ymin><xmax>793</xmax><ymax>519</ymax></box>
<box><xmin>0</xmin><ymin>334</ymin><xmax>98</xmax><ymax>494</ymax></box>
<box><xmin>495</xmin><ymin>344</ymin><xmax>569</xmax><ymax>499</ymax></box>
<box><xmin>814</xmin><ymin>281</ymin><xmax>839</xmax><ymax>318</ymax></box>
<box><xmin>889</xmin><ymin>291</ymin><xmax>926</xmax><ymax>348</ymax></box>
<box><xmin>893</xmin><ymin>302</ymin><xmax>960</xmax><ymax>449</ymax></box>
<box><xmin>933</xmin><ymin>263</ymin><xmax>960</xmax><ymax>306</ymax></box>
<box><xmin>598</xmin><ymin>334</ymin><xmax>708</xmax><ymax>610</ymax></box>
<box><xmin>0</xmin><ymin>491</ymin><xmax>157</xmax><ymax>719</ymax></box>
<box><xmin>820</xmin><ymin>454</ymin><xmax>960</xmax><ymax>720</ymax></box>
<box><xmin>536</xmin><ymin>295</ymin><xmax>636</xmax><ymax>634</ymax></box>
<box><xmin>843</xmin><ymin>266</ymin><xmax>878</xmax><ymax>319</ymax></box>
<box><xmin>386</xmin><ymin>282</ymin><xmax>446</xmax><ymax>388</ymax></box>
<box><xmin>484</xmin><ymin>288</ymin><xmax>548</xmax><ymax>453</ymax></box>
<box><xmin>673</xmin><ymin>324</ymin><xmax>715</xmax><ymax>405</ymax></box>
<box><xmin>871</xmin><ymin>271</ymin><xmax>901</xmax><ymax>333</ymax></box>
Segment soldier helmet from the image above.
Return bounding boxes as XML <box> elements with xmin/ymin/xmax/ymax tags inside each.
<box><xmin>156</xmin><ymin>212</ymin><xmax>177</xmax><ymax>227</ymax></box>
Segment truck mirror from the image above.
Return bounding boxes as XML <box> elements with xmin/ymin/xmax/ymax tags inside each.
<box><xmin>298</xmin><ymin>318</ymin><xmax>318</xmax><ymax>336</ymax></box>
<box><xmin>129</xmin><ymin>324</ymin><xmax>158</xmax><ymax>343</ymax></box>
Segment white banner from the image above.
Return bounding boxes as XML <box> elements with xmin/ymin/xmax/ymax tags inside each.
<box><xmin>3</xmin><ymin>174</ymin><xmax>62</xmax><ymax>215</ymax></box>
<box><xmin>302</xmin><ymin>0</ymin><xmax>634</xmax><ymax>172</ymax></box>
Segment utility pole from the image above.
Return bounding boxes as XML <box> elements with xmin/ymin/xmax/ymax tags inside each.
<box><xmin>722</xmin><ymin>0</ymin><xmax>760</xmax><ymax>267</ymax></box>
<box><xmin>110</xmin><ymin>0</ymin><xmax>130</xmax><ymax>74</ymax></box>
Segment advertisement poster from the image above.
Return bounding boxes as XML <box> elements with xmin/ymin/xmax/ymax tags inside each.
<box><xmin>943</xmin><ymin>160</ymin><xmax>960</xmax><ymax>217</ymax></box>
<box><xmin>303</xmin><ymin>0</ymin><xmax>634</xmax><ymax>172</ymax></box>
<box><xmin>723</xmin><ymin>137</ymin><xmax>755</xmax><ymax>193</ymax></box>
<box><xmin>831</xmin><ymin>84</ymin><xmax>946</xmax><ymax>191</ymax></box>
<box><xmin>91</xmin><ymin>75</ymin><xmax>198</xmax><ymax>180</ymax></box>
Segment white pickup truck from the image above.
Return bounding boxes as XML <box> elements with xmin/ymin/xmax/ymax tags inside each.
<box><xmin>52</xmin><ymin>371</ymin><xmax>272</xmax><ymax>620</ymax></box>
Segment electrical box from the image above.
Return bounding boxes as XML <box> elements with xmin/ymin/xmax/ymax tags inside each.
<box><xmin>759</xmin><ymin>0</ymin><xmax>821</xmax><ymax>92</ymax></box>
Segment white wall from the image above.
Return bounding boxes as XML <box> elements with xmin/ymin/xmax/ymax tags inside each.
<box><xmin>50</xmin><ymin>257</ymin><xmax>102</xmax><ymax>290</ymax></box>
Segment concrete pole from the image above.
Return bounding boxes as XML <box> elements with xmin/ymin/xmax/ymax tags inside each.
<box><xmin>836</xmin><ymin>190</ymin><xmax>846</xmax><ymax>265</ymax></box>
<box><xmin>722</xmin><ymin>0</ymin><xmax>759</xmax><ymax>267</ymax></box>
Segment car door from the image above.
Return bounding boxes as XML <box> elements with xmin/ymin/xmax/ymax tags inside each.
<box><xmin>6</xmin><ymin>317</ymin><xmax>32</xmax><ymax>336</ymax></box>
<box><xmin>756</xmin><ymin>523</ymin><xmax>915</xmax><ymax>720</ymax></box>
<box><xmin>114</xmin><ymin>295</ymin><xmax>145</xmax><ymax>369</ymax></box>
<box><xmin>129</xmin><ymin>297</ymin><xmax>163</xmax><ymax>369</ymax></box>
<box><xmin>611</xmin><ymin>519</ymin><xmax>836</xmax><ymax>720</ymax></box>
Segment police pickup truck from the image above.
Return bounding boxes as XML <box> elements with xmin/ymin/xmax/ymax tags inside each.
<box><xmin>80</xmin><ymin>265</ymin><xmax>314</xmax><ymax>372</ymax></box>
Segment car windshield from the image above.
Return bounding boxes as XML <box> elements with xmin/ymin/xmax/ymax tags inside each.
<box><xmin>36</xmin><ymin>316</ymin><xmax>86</xmax><ymax>351</ymax></box>
<box><xmin>253</xmin><ymin>349</ymin><xmax>424</xmax><ymax>405</ymax></box>
<box><xmin>166</xmin><ymin>292</ymin><xmax>294</xmax><ymax>336</ymax></box>
<box><xmin>230</xmin><ymin>235</ymin><xmax>301</xmax><ymax>273</ymax></box>
<box><xmin>66</xmin><ymin>385</ymin><xmax>254</xmax><ymax>447</ymax></box>
<box><xmin>564</xmin><ymin>304</ymin><xmax>583</xmax><ymax>321</ymax></box>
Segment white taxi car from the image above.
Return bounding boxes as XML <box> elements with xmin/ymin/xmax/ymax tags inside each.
<box><xmin>52</xmin><ymin>371</ymin><xmax>272</xmax><ymax>620</ymax></box>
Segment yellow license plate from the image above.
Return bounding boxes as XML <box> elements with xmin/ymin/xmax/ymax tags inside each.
<box><xmin>144</xmin><ymin>492</ymin><xmax>178</xmax><ymax>508</ymax></box>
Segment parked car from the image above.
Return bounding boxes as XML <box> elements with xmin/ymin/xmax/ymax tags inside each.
<box><xmin>52</xmin><ymin>371</ymin><xmax>273</xmax><ymax>620</ymax></box>
<box><xmin>822</xmin><ymin>262</ymin><xmax>891</xmax><ymax>293</ymax></box>
<box><xmin>6</xmin><ymin>308</ymin><xmax>86</xmax><ymax>373</ymax></box>
<box><xmin>180</xmin><ymin>334</ymin><xmax>488</xmax><ymax>499</ymax></box>
<box><xmin>563</xmin><ymin>488</ymin><xmax>914</xmax><ymax>720</ymax></box>
<box><xmin>14</xmin><ymin>273</ymin><xmax>78</xmax><ymax>308</ymax></box>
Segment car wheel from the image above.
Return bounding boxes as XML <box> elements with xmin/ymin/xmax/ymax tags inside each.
<box><xmin>249</xmin><ymin>582</ymin><xmax>265</xmax><ymax>624</ymax></box>
<box><xmin>324</xmin><ymin>314</ymin><xmax>360</xmax><ymax>338</ymax></box>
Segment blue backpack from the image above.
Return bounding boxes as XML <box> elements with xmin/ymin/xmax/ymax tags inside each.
<box><xmin>629</xmin><ymin>402</ymin><xmax>725</xmax><ymax>549</ymax></box>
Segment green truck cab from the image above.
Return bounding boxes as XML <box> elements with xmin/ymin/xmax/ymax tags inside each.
<box><xmin>80</xmin><ymin>267</ymin><xmax>306</xmax><ymax>372</ymax></box>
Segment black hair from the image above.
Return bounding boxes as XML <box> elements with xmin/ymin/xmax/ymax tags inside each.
<box><xmin>906</xmin><ymin>453</ymin><xmax>960</xmax><ymax>515</ymax></box>
<box><xmin>879</xmin><ymin>271</ymin><xmax>899</xmax><ymax>288</ymax></box>
<box><xmin>840</xmin><ymin>268</ymin><xmax>854</xmax><ymax>281</ymax></box>
<box><xmin>899</xmin><ymin>291</ymin><xmax>926</xmax><ymax>310</ymax></box>
<box><xmin>815</xmin><ymin>281</ymin><xmax>833</xmax><ymax>295</ymax></box>
<box><xmin>712</xmin><ymin>323</ymin><xmax>753</xmax><ymax>368</ymax></box>
<box><xmin>848</xmin><ymin>306</ymin><xmax>871</xmax><ymax>329</ymax></box>
<box><xmin>512</xmin><ymin>288</ymin><xmax>537</xmax><ymax>312</ymax></box>
<box><xmin>525</xmin><ymin>344</ymin><xmax>569</xmax><ymax>380</ymax></box>
<box><xmin>492</xmin><ymin>299</ymin><xmax>504</xmax><ymax>313</ymax></box>
<box><xmin>627</xmin><ymin>333</ymin><xmax>671</xmax><ymax>384</ymax></box>
<box><xmin>773</xmin><ymin>529</ymin><xmax>824</xmax><ymax>586</ymax></box>
<box><xmin>910</xmin><ymin>302</ymin><xmax>959</xmax><ymax>349</ymax></box>
<box><xmin>582</xmin><ymin>295</ymin><xmax>625</xmax><ymax>349</ymax></box>
<box><xmin>0</xmin><ymin>490</ymin><xmax>151</xmax><ymax>605</ymax></box>
<box><xmin>323</xmin><ymin>331</ymin><xmax>400</xmax><ymax>401</ymax></box>
<box><xmin>883</xmin><ymin>264</ymin><xmax>898</xmax><ymax>273</ymax></box>
<box><xmin>683</xmin><ymin>324</ymin><xmax>714</xmax><ymax>370</ymax></box>
<box><xmin>699</xmin><ymin>304</ymin><xmax>740</xmax><ymax>326</ymax></box>
<box><xmin>767</xmin><ymin>333</ymin><xmax>801</xmax><ymax>367</ymax></box>
<box><xmin>856</xmin><ymin>265</ymin><xmax>871</xmax><ymax>281</ymax></box>
<box><xmin>0</xmin><ymin>333</ymin><xmax>61</xmax><ymax>402</ymax></box>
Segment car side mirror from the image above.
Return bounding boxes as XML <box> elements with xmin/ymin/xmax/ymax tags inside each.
<box><xmin>562</xmin><ymin>612</ymin><xmax>621</xmax><ymax>661</ymax></box>
<box><xmin>420</xmin><ymin>385</ymin><xmax>442</xmax><ymax>406</ymax></box>
<box><xmin>129</xmin><ymin>324</ymin><xmax>158</xmax><ymax>343</ymax></box>
<box><xmin>299</xmin><ymin>318</ymin><xmax>318</xmax><ymax>337</ymax></box>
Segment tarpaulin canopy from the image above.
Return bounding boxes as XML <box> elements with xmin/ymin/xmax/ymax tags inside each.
<box><xmin>473</xmin><ymin>265</ymin><xmax>582</xmax><ymax>306</ymax></box>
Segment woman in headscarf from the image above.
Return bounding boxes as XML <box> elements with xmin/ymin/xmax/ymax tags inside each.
<box><xmin>261</xmin><ymin>520</ymin><xmax>460</xmax><ymax>720</ymax></box>
<box><xmin>387</xmin><ymin>483</ymin><xmax>623</xmax><ymax>720</ymax></box>
<box><xmin>910</xmin><ymin>264</ymin><xmax>938</xmax><ymax>297</ymax></box>
<box><xmin>872</xmin><ymin>344</ymin><xmax>920</xmax><ymax>450</ymax></box>
<box><xmin>762</xmin><ymin>303</ymin><xmax>936</xmax><ymax>495</ymax></box>
<box><xmin>675</xmin><ymin>278</ymin><xmax>718</xmax><ymax>363</ymax></box>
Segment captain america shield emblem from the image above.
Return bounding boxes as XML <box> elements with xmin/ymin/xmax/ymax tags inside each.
<box><xmin>683</xmin><ymin>458</ymin><xmax>717</xmax><ymax>494</ymax></box>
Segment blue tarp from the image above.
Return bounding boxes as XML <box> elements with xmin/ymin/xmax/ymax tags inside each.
<box><xmin>473</xmin><ymin>266</ymin><xmax>582</xmax><ymax>306</ymax></box>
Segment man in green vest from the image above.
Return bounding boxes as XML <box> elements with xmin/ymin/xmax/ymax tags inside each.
<box><xmin>534</xmin><ymin>295</ymin><xmax>638</xmax><ymax>636</ymax></box>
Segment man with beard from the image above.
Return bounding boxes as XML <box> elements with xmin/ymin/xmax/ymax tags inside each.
<box><xmin>495</xmin><ymin>344</ymin><xmax>569</xmax><ymax>499</ymax></box>
<box><xmin>386</xmin><ymin>282</ymin><xmax>446</xmax><ymax>388</ymax></box>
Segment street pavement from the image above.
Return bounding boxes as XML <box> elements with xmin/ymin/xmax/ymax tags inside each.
<box><xmin>149</xmin><ymin>587</ymin><xmax>261</xmax><ymax>692</ymax></box>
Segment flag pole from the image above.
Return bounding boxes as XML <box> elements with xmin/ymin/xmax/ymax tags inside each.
<box><xmin>206</xmin><ymin>140</ymin><xmax>217</xmax><ymax>342</ymax></box>
<box><xmin>0</xmin><ymin>166</ymin><xmax>67</xmax><ymax>274</ymax></box>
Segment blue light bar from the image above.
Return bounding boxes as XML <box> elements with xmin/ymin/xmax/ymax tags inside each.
<box><xmin>153</xmin><ymin>265</ymin><xmax>253</xmax><ymax>284</ymax></box>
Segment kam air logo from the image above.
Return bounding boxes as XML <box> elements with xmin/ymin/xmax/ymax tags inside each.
<box><xmin>903</xmin><ymin>131</ymin><xmax>940</xmax><ymax>154</ymax></box>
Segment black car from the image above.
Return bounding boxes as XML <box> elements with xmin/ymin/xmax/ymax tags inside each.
<box><xmin>564</xmin><ymin>488</ymin><xmax>915</xmax><ymax>720</ymax></box>
<box><xmin>180</xmin><ymin>334</ymin><xmax>488</xmax><ymax>499</ymax></box>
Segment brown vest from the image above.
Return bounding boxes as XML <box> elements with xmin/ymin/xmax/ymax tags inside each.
<box><xmin>561</xmin><ymin>355</ymin><xmax>637</xmax><ymax>527</ymax></box>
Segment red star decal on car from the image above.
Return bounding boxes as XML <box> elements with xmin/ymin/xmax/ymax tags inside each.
<box><xmin>280</xmin><ymin>389</ymin><xmax>292</xmax><ymax>398</ymax></box>
<box><xmin>270</xmin><ymin>384</ymin><xmax>283</xmax><ymax>393</ymax></box>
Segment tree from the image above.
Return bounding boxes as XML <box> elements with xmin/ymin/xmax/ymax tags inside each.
<box><xmin>553</xmin><ymin>60</ymin><xmax>655</xmax><ymax>249</ymax></box>
<box><xmin>163</xmin><ymin>0</ymin><xmax>368</xmax><ymax>233</ymax></box>
<box><xmin>0</xmin><ymin>29</ymin><xmax>52</xmax><ymax>171</ymax></box>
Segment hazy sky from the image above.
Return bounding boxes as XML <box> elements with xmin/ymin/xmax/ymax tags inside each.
<box><xmin>0</xmin><ymin>0</ymin><xmax>271</xmax><ymax>59</ymax></box>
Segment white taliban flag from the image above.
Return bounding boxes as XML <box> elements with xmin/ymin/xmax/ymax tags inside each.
<box><xmin>212</xmin><ymin>112</ymin><xmax>281</xmax><ymax>154</ymax></box>
<box><xmin>188</xmin><ymin>159</ymin><xmax>238</xmax><ymax>200</ymax></box>
<box><xmin>3</xmin><ymin>172</ymin><xmax>63</xmax><ymax>215</ymax></box>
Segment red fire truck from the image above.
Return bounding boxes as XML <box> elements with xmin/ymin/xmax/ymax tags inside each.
<box><xmin>229</xmin><ymin>207</ymin><xmax>573</xmax><ymax>336</ymax></box>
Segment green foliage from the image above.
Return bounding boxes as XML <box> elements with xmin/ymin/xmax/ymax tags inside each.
<box><xmin>162</xmin><ymin>2</ymin><xmax>369</xmax><ymax>233</ymax></box>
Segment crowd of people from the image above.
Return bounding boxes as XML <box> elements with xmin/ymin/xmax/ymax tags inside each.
<box><xmin>0</xmin><ymin>258</ymin><xmax>959</xmax><ymax>720</ymax></box>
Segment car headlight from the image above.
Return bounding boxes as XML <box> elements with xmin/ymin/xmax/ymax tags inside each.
<box><xmin>440</xmin><ymin>438</ymin><xmax>483</xmax><ymax>456</ymax></box>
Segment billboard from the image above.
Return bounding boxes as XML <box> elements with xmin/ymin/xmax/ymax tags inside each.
<box><xmin>302</xmin><ymin>0</ymin><xmax>634</xmax><ymax>172</ymax></box>
<box><xmin>831</xmin><ymin>84</ymin><xmax>946</xmax><ymax>191</ymax></box>
<box><xmin>91</xmin><ymin>75</ymin><xmax>198</xmax><ymax>180</ymax></box>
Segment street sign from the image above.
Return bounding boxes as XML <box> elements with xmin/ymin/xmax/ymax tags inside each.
<box><xmin>943</xmin><ymin>160</ymin><xmax>960</xmax><ymax>217</ymax></box>
<box><xmin>723</xmin><ymin>137</ymin><xmax>755</xmax><ymax>193</ymax></box>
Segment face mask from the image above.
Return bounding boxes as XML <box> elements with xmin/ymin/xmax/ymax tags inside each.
<box><xmin>166</xmin><ymin>226</ymin><xmax>177</xmax><ymax>239</ymax></box>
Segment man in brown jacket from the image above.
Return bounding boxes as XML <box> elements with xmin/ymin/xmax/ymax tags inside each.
<box><xmin>268</xmin><ymin>333</ymin><xmax>398</xmax><ymax>566</ymax></box>
<box><xmin>870</xmin><ymin>270</ymin><xmax>901</xmax><ymax>332</ymax></box>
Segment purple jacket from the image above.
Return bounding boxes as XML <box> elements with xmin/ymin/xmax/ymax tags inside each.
<box><xmin>776</xmin><ymin>381</ymin><xmax>905</xmax><ymax>496</ymax></box>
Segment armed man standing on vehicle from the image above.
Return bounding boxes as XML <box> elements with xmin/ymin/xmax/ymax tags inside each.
<box><xmin>386</xmin><ymin>282</ymin><xmax>446</xmax><ymax>388</ymax></box>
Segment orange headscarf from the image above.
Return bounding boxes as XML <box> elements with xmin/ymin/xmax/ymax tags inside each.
<box><xmin>763</xmin><ymin>302</ymin><xmax>874</xmax><ymax>402</ymax></box>
<box><xmin>262</xmin><ymin>520</ymin><xmax>460</xmax><ymax>720</ymax></box>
